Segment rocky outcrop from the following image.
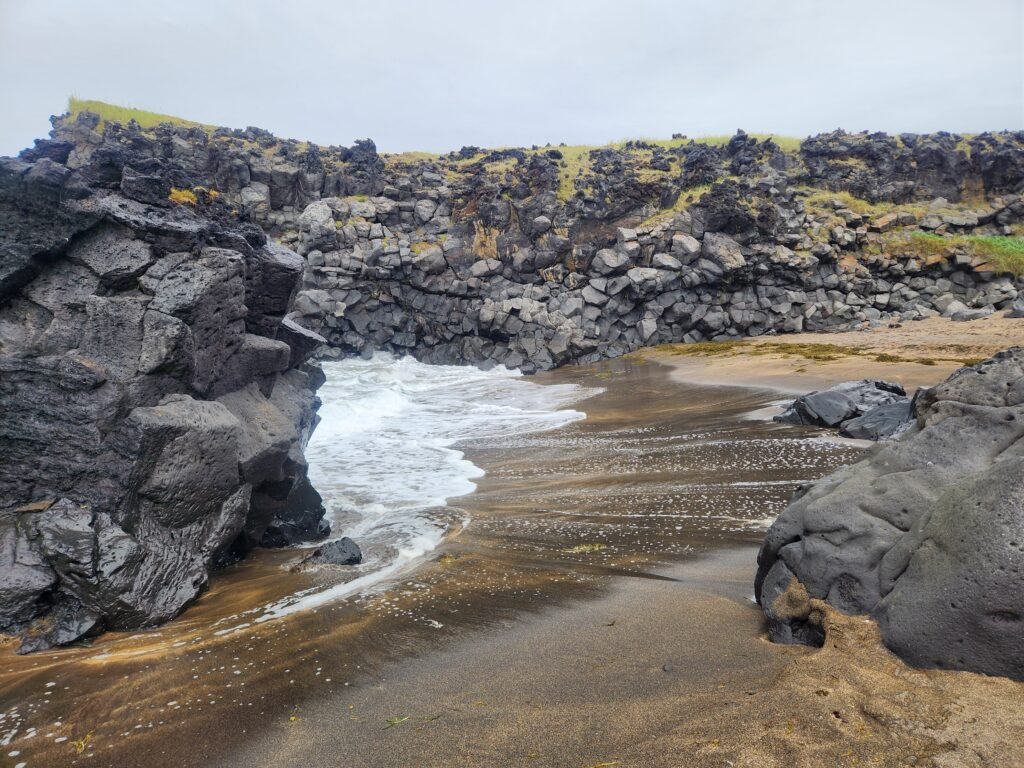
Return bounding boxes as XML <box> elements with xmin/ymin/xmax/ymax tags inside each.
<box><xmin>755</xmin><ymin>349</ymin><xmax>1024</xmax><ymax>680</ymax></box>
<box><xmin>774</xmin><ymin>380</ymin><xmax>912</xmax><ymax>440</ymax></box>
<box><xmin>3</xmin><ymin>108</ymin><xmax>1024</xmax><ymax>650</ymax></box>
<box><xmin>35</xmin><ymin>114</ymin><xmax>1024</xmax><ymax>375</ymax></box>
<box><xmin>0</xmin><ymin>130</ymin><xmax>329</xmax><ymax>652</ymax></box>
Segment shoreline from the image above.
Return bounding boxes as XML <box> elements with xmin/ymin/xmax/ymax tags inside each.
<box><xmin>637</xmin><ymin>314</ymin><xmax>1024</xmax><ymax>394</ymax></box>
<box><xmin>224</xmin><ymin>328</ymin><xmax>1024</xmax><ymax>767</ymax></box>
<box><xmin>4</xmin><ymin>325</ymin><xmax>1024</xmax><ymax>767</ymax></box>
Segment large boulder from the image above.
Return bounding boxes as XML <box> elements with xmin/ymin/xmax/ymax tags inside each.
<box><xmin>756</xmin><ymin>348</ymin><xmax>1024</xmax><ymax>680</ymax></box>
<box><xmin>0</xmin><ymin>142</ymin><xmax>328</xmax><ymax>652</ymax></box>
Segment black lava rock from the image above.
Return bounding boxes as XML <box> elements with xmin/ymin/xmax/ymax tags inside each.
<box><xmin>757</xmin><ymin>349</ymin><xmax>1024</xmax><ymax>680</ymax></box>
<box><xmin>310</xmin><ymin>537</ymin><xmax>363</xmax><ymax>566</ymax></box>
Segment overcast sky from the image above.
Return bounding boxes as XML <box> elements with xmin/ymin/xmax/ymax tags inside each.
<box><xmin>1</xmin><ymin>0</ymin><xmax>1021</xmax><ymax>156</ymax></box>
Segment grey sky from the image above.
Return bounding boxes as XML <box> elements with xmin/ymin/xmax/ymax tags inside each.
<box><xmin>1</xmin><ymin>0</ymin><xmax>1022</xmax><ymax>157</ymax></box>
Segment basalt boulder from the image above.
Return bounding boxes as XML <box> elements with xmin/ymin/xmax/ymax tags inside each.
<box><xmin>308</xmin><ymin>536</ymin><xmax>363</xmax><ymax>566</ymax></box>
<box><xmin>774</xmin><ymin>380</ymin><xmax>909</xmax><ymax>431</ymax></box>
<box><xmin>756</xmin><ymin>348</ymin><xmax>1024</xmax><ymax>680</ymax></box>
<box><xmin>0</xmin><ymin>143</ymin><xmax>328</xmax><ymax>652</ymax></box>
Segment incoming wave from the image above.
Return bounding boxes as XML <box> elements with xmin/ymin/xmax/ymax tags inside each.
<box><xmin>256</xmin><ymin>353</ymin><xmax>595</xmax><ymax>621</ymax></box>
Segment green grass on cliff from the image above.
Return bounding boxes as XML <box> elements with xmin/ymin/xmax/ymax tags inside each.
<box><xmin>885</xmin><ymin>232</ymin><xmax>1024</xmax><ymax>275</ymax></box>
<box><xmin>539</xmin><ymin>135</ymin><xmax>802</xmax><ymax>201</ymax></box>
<box><xmin>66</xmin><ymin>99</ymin><xmax>803</xmax><ymax>188</ymax></box>
<box><xmin>67</xmin><ymin>97</ymin><xmax>215</xmax><ymax>132</ymax></box>
<box><xmin>635</xmin><ymin>134</ymin><xmax>804</xmax><ymax>153</ymax></box>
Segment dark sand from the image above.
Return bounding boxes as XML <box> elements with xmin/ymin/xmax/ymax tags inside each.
<box><xmin>215</xmin><ymin>548</ymin><xmax>1024</xmax><ymax>768</ymax></box>
<box><xmin>4</xmin><ymin>333</ymin><xmax>1024</xmax><ymax>767</ymax></box>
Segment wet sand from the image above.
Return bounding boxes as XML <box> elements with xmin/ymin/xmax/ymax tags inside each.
<box><xmin>3</xmin><ymin>325</ymin><xmax>1024</xmax><ymax>767</ymax></box>
<box><xmin>218</xmin><ymin>549</ymin><xmax>1024</xmax><ymax>768</ymax></box>
<box><xmin>221</xmin><ymin>329</ymin><xmax>1024</xmax><ymax>768</ymax></box>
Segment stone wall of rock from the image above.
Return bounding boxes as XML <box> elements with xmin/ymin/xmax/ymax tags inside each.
<box><xmin>288</xmin><ymin>189</ymin><xmax>1022</xmax><ymax>373</ymax></box>
<box><xmin>0</xmin><ymin>132</ymin><xmax>329</xmax><ymax>652</ymax></box>
<box><xmin>37</xmin><ymin>115</ymin><xmax>1024</xmax><ymax>374</ymax></box>
<box><xmin>755</xmin><ymin>349</ymin><xmax>1024</xmax><ymax>681</ymax></box>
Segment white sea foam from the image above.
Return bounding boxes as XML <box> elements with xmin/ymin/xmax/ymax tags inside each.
<box><xmin>256</xmin><ymin>353</ymin><xmax>594</xmax><ymax>621</ymax></box>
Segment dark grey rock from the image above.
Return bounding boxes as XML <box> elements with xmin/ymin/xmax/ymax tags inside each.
<box><xmin>1006</xmin><ymin>296</ymin><xmax>1024</xmax><ymax>318</ymax></box>
<box><xmin>774</xmin><ymin>380</ymin><xmax>907</xmax><ymax>429</ymax></box>
<box><xmin>5</xmin><ymin>109</ymin><xmax>1024</xmax><ymax>652</ymax></box>
<box><xmin>590</xmin><ymin>249</ymin><xmax>630</xmax><ymax>275</ymax></box>
<box><xmin>310</xmin><ymin>537</ymin><xmax>362</xmax><ymax>566</ymax></box>
<box><xmin>0</xmin><ymin>143</ymin><xmax>327</xmax><ymax>651</ymax></box>
<box><xmin>839</xmin><ymin>400</ymin><xmax>913</xmax><ymax>441</ymax></box>
<box><xmin>701</xmin><ymin>232</ymin><xmax>746</xmax><ymax>272</ymax></box>
<box><xmin>757</xmin><ymin>349</ymin><xmax>1024</xmax><ymax>680</ymax></box>
<box><xmin>950</xmin><ymin>306</ymin><xmax>994</xmax><ymax>322</ymax></box>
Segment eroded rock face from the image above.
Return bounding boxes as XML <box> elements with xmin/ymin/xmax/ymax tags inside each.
<box><xmin>756</xmin><ymin>348</ymin><xmax>1024</xmax><ymax>680</ymax></box>
<box><xmin>32</xmin><ymin>114</ymin><xmax>1024</xmax><ymax>376</ymax></box>
<box><xmin>4</xmin><ymin>111</ymin><xmax>1024</xmax><ymax>651</ymax></box>
<box><xmin>0</xmin><ymin>142</ymin><xmax>329</xmax><ymax>651</ymax></box>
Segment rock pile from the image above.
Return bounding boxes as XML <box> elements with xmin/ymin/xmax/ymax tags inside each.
<box><xmin>41</xmin><ymin>115</ymin><xmax>1024</xmax><ymax>374</ymax></box>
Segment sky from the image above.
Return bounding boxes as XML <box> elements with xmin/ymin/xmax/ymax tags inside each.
<box><xmin>1</xmin><ymin>0</ymin><xmax>1022</xmax><ymax>156</ymax></box>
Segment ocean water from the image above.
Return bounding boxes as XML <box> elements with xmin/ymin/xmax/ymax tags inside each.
<box><xmin>257</xmin><ymin>353</ymin><xmax>595</xmax><ymax>620</ymax></box>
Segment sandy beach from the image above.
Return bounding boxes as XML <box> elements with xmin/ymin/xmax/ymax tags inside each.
<box><xmin>220</xmin><ymin>317</ymin><xmax>1024</xmax><ymax>768</ymax></box>
<box><xmin>4</xmin><ymin>318</ymin><xmax>1024</xmax><ymax>768</ymax></box>
<box><xmin>219</xmin><ymin>549</ymin><xmax>1024</xmax><ymax>768</ymax></box>
<box><xmin>639</xmin><ymin>315</ymin><xmax>1024</xmax><ymax>394</ymax></box>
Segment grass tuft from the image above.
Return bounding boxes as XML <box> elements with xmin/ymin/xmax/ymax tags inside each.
<box><xmin>168</xmin><ymin>187</ymin><xmax>198</xmax><ymax>206</ymax></box>
<box><xmin>68</xmin><ymin>97</ymin><xmax>213</xmax><ymax>132</ymax></box>
<box><xmin>885</xmin><ymin>232</ymin><xmax>1024</xmax><ymax>274</ymax></box>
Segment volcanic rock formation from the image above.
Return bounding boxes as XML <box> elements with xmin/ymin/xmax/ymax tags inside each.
<box><xmin>756</xmin><ymin>348</ymin><xmax>1024</xmax><ymax>680</ymax></box>
<box><xmin>3</xmin><ymin>106</ymin><xmax>1024</xmax><ymax>651</ymax></box>
<box><xmin>0</xmin><ymin>122</ymin><xmax>329</xmax><ymax>652</ymax></box>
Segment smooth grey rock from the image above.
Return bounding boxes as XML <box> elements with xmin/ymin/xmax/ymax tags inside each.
<box><xmin>951</xmin><ymin>306</ymin><xmax>994</xmax><ymax>322</ymax></box>
<box><xmin>839</xmin><ymin>400</ymin><xmax>913</xmax><ymax>441</ymax></box>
